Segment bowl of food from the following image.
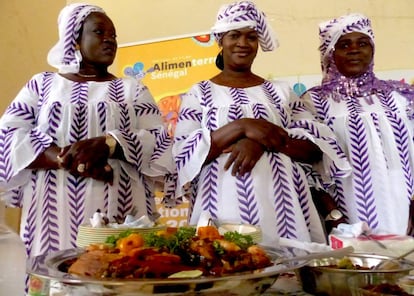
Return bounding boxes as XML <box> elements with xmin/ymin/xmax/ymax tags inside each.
<box><xmin>297</xmin><ymin>253</ymin><xmax>414</xmax><ymax>296</ymax></box>
<box><xmin>348</xmin><ymin>273</ymin><xmax>413</xmax><ymax>295</ymax></box>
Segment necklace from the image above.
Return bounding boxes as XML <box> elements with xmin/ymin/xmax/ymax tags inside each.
<box><xmin>76</xmin><ymin>72</ymin><xmax>98</xmax><ymax>78</ymax></box>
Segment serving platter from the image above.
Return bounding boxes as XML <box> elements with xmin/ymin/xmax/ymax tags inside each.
<box><xmin>27</xmin><ymin>245</ymin><xmax>308</xmax><ymax>296</ymax></box>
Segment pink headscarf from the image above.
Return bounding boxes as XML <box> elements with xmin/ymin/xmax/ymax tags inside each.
<box><xmin>211</xmin><ymin>1</ymin><xmax>278</xmax><ymax>52</ymax></box>
<box><xmin>47</xmin><ymin>3</ymin><xmax>105</xmax><ymax>74</ymax></box>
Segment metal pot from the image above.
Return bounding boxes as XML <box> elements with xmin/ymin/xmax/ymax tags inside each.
<box><xmin>297</xmin><ymin>253</ymin><xmax>414</xmax><ymax>296</ymax></box>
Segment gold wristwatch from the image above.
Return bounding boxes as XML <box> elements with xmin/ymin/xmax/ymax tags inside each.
<box><xmin>105</xmin><ymin>135</ymin><xmax>117</xmax><ymax>157</ymax></box>
<box><xmin>325</xmin><ymin>209</ymin><xmax>343</xmax><ymax>221</ymax></box>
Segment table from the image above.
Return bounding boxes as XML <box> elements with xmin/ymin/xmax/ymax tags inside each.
<box><xmin>263</xmin><ymin>273</ymin><xmax>313</xmax><ymax>295</ymax></box>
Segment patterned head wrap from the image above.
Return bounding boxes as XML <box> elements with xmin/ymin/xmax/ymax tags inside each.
<box><xmin>318</xmin><ymin>13</ymin><xmax>374</xmax><ymax>78</ymax></box>
<box><xmin>47</xmin><ymin>3</ymin><xmax>105</xmax><ymax>74</ymax></box>
<box><xmin>311</xmin><ymin>13</ymin><xmax>414</xmax><ymax>118</ymax></box>
<box><xmin>211</xmin><ymin>1</ymin><xmax>278</xmax><ymax>52</ymax></box>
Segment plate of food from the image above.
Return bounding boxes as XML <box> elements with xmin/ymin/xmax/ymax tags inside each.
<box><xmin>28</xmin><ymin>226</ymin><xmax>309</xmax><ymax>295</ymax></box>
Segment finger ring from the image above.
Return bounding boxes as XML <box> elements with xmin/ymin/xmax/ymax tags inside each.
<box><xmin>56</xmin><ymin>155</ymin><xmax>63</xmax><ymax>168</ymax></box>
<box><xmin>77</xmin><ymin>163</ymin><xmax>85</xmax><ymax>173</ymax></box>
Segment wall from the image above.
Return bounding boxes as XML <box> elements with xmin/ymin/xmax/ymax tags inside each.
<box><xmin>0</xmin><ymin>1</ymin><xmax>64</xmax><ymax>114</ymax></box>
<box><xmin>0</xmin><ymin>0</ymin><xmax>65</xmax><ymax>231</ymax></box>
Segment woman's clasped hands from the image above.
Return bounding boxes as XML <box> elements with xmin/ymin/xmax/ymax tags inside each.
<box><xmin>242</xmin><ymin>118</ymin><xmax>288</xmax><ymax>151</ymax></box>
<box><xmin>223</xmin><ymin>118</ymin><xmax>288</xmax><ymax>176</ymax></box>
<box><xmin>57</xmin><ymin>136</ymin><xmax>114</xmax><ymax>184</ymax></box>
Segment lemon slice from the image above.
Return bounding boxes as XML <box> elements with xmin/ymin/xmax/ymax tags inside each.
<box><xmin>168</xmin><ymin>270</ymin><xmax>203</xmax><ymax>279</ymax></box>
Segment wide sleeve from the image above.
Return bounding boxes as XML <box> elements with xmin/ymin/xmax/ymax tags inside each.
<box><xmin>0</xmin><ymin>73</ymin><xmax>53</xmax><ymax>190</ymax></box>
<box><xmin>288</xmin><ymin>88</ymin><xmax>352</xmax><ymax>187</ymax></box>
<box><xmin>108</xmin><ymin>79</ymin><xmax>176</xmax><ymax>198</ymax></box>
<box><xmin>172</xmin><ymin>84</ymin><xmax>211</xmax><ymax>196</ymax></box>
<box><xmin>109</xmin><ymin>80</ymin><xmax>174</xmax><ymax>175</ymax></box>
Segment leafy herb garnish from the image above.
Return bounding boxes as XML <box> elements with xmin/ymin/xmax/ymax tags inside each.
<box><xmin>223</xmin><ymin>231</ymin><xmax>254</xmax><ymax>250</ymax></box>
<box><xmin>144</xmin><ymin>227</ymin><xmax>196</xmax><ymax>253</ymax></box>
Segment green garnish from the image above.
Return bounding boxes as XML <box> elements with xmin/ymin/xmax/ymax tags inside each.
<box><xmin>223</xmin><ymin>231</ymin><xmax>254</xmax><ymax>250</ymax></box>
<box><xmin>175</xmin><ymin>227</ymin><xmax>197</xmax><ymax>243</ymax></box>
<box><xmin>212</xmin><ymin>240</ymin><xmax>225</xmax><ymax>255</ymax></box>
<box><xmin>144</xmin><ymin>227</ymin><xmax>196</xmax><ymax>253</ymax></box>
<box><xmin>104</xmin><ymin>227</ymin><xmax>254</xmax><ymax>255</ymax></box>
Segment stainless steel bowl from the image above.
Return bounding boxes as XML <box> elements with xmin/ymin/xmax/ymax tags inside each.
<box><xmin>297</xmin><ymin>253</ymin><xmax>414</xmax><ymax>296</ymax></box>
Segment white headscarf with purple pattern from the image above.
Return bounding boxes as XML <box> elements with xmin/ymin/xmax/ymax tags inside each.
<box><xmin>313</xmin><ymin>13</ymin><xmax>414</xmax><ymax>116</ymax></box>
<box><xmin>47</xmin><ymin>3</ymin><xmax>105</xmax><ymax>74</ymax></box>
<box><xmin>211</xmin><ymin>1</ymin><xmax>278</xmax><ymax>51</ymax></box>
<box><xmin>318</xmin><ymin>13</ymin><xmax>374</xmax><ymax>78</ymax></box>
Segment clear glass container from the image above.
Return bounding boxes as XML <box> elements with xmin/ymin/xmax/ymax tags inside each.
<box><xmin>0</xmin><ymin>199</ymin><xmax>26</xmax><ymax>295</ymax></box>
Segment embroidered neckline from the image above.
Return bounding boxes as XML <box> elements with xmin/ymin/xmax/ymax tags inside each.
<box><xmin>314</xmin><ymin>58</ymin><xmax>414</xmax><ymax>118</ymax></box>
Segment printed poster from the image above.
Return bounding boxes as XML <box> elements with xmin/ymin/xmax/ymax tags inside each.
<box><xmin>115</xmin><ymin>32</ymin><xmax>220</xmax><ymax>227</ymax></box>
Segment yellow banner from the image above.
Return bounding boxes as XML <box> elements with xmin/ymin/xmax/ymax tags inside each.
<box><xmin>115</xmin><ymin>33</ymin><xmax>220</xmax><ymax>227</ymax></box>
<box><xmin>116</xmin><ymin>33</ymin><xmax>219</xmax><ymax>134</ymax></box>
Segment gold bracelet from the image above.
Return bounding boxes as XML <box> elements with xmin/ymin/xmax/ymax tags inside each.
<box><xmin>105</xmin><ymin>135</ymin><xmax>117</xmax><ymax>157</ymax></box>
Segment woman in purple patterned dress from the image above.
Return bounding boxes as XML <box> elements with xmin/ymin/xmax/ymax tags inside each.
<box><xmin>172</xmin><ymin>1</ymin><xmax>351</xmax><ymax>244</ymax></box>
<box><xmin>301</xmin><ymin>13</ymin><xmax>414</xmax><ymax>235</ymax></box>
<box><xmin>0</xmin><ymin>3</ymin><xmax>175</xmax><ymax>257</ymax></box>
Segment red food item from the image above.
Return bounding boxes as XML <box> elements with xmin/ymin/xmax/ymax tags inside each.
<box><xmin>107</xmin><ymin>251</ymin><xmax>202</xmax><ymax>278</ymax></box>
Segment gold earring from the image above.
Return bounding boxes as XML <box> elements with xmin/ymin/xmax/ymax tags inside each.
<box><xmin>75</xmin><ymin>44</ymin><xmax>80</xmax><ymax>50</ymax></box>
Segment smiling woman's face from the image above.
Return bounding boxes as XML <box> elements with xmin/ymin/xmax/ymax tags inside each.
<box><xmin>221</xmin><ymin>27</ymin><xmax>259</xmax><ymax>71</ymax></box>
<box><xmin>333</xmin><ymin>32</ymin><xmax>373</xmax><ymax>77</ymax></box>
